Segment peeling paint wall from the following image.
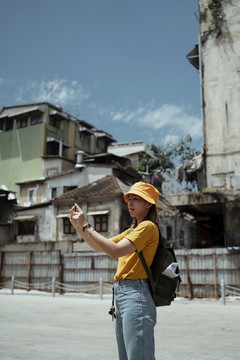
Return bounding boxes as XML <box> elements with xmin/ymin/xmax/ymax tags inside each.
<box><xmin>199</xmin><ymin>0</ymin><xmax>240</xmax><ymax>190</ymax></box>
<box><xmin>15</xmin><ymin>205</ymin><xmax>54</xmax><ymax>243</ymax></box>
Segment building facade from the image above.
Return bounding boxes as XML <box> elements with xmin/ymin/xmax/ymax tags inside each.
<box><xmin>170</xmin><ymin>0</ymin><xmax>240</xmax><ymax>247</ymax></box>
<box><xmin>0</xmin><ymin>102</ymin><xmax>116</xmax><ymax>198</ymax></box>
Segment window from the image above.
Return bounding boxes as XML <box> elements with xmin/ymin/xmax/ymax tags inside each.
<box><xmin>50</xmin><ymin>116</ymin><xmax>60</xmax><ymax>129</ymax></box>
<box><xmin>166</xmin><ymin>226</ymin><xmax>172</xmax><ymax>240</ymax></box>
<box><xmin>63</xmin><ymin>186</ymin><xmax>77</xmax><ymax>193</ymax></box>
<box><xmin>31</xmin><ymin>113</ymin><xmax>43</xmax><ymax>125</ymax></box>
<box><xmin>94</xmin><ymin>215</ymin><xmax>108</xmax><ymax>232</ymax></box>
<box><xmin>5</xmin><ymin>119</ymin><xmax>13</xmax><ymax>131</ymax></box>
<box><xmin>79</xmin><ymin>132</ymin><xmax>86</xmax><ymax>141</ymax></box>
<box><xmin>0</xmin><ymin>118</ymin><xmax>4</xmax><ymax>132</ymax></box>
<box><xmin>51</xmin><ymin>188</ymin><xmax>57</xmax><ymax>198</ymax></box>
<box><xmin>16</xmin><ymin>117</ymin><xmax>28</xmax><ymax>129</ymax></box>
<box><xmin>18</xmin><ymin>221</ymin><xmax>35</xmax><ymax>235</ymax></box>
<box><xmin>46</xmin><ymin>141</ymin><xmax>59</xmax><ymax>155</ymax></box>
<box><xmin>96</xmin><ymin>137</ymin><xmax>107</xmax><ymax>152</ymax></box>
<box><xmin>63</xmin><ymin>218</ymin><xmax>76</xmax><ymax>234</ymax></box>
<box><xmin>180</xmin><ymin>230</ymin><xmax>185</xmax><ymax>246</ymax></box>
<box><xmin>28</xmin><ymin>188</ymin><xmax>36</xmax><ymax>203</ymax></box>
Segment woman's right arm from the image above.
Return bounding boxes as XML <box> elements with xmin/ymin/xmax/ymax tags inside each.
<box><xmin>69</xmin><ymin>204</ymin><xmax>135</xmax><ymax>258</ymax></box>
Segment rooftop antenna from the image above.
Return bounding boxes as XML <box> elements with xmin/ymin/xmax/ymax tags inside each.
<box><xmin>46</xmin><ymin>75</ymin><xmax>62</xmax><ymax>104</ymax></box>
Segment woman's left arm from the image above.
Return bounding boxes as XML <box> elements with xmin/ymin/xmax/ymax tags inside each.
<box><xmin>70</xmin><ymin>204</ymin><xmax>136</xmax><ymax>258</ymax></box>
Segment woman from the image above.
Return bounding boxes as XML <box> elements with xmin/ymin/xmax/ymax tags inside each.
<box><xmin>69</xmin><ymin>181</ymin><xmax>160</xmax><ymax>360</ymax></box>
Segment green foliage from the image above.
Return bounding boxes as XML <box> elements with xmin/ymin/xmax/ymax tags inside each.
<box><xmin>205</xmin><ymin>0</ymin><xmax>223</xmax><ymax>29</ymax></box>
<box><xmin>137</xmin><ymin>135</ymin><xmax>201</xmax><ymax>176</ymax></box>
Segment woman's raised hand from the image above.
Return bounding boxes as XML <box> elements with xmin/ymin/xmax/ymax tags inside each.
<box><xmin>69</xmin><ymin>203</ymin><xmax>87</xmax><ymax>229</ymax></box>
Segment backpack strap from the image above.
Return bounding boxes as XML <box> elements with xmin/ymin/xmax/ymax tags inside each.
<box><xmin>138</xmin><ymin>224</ymin><xmax>162</xmax><ymax>283</ymax></box>
<box><xmin>138</xmin><ymin>250</ymin><xmax>154</xmax><ymax>284</ymax></box>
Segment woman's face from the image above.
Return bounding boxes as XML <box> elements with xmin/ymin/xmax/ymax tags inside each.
<box><xmin>127</xmin><ymin>194</ymin><xmax>151</xmax><ymax>220</ymax></box>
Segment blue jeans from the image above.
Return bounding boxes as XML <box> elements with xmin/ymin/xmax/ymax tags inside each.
<box><xmin>114</xmin><ymin>279</ymin><xmax>156</xmax><ymax>360</ymax></box>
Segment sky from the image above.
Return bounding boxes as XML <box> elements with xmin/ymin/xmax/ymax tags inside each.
<box><xmin>0</xmin><ymin>0</ymin><xmax>202</xmax><ymax>150</ymax></box>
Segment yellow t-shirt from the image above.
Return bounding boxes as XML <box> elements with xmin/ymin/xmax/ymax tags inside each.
<box><xmin>112</xmin><ymin>220</ymin><xmax>159</xmax><ymax>281</ymax></box>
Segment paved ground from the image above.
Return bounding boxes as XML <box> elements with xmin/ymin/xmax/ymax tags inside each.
<box><xmin>0</xmin><ymin>292</ymin><xmax>239</xmax><ymax>360</ymax></box>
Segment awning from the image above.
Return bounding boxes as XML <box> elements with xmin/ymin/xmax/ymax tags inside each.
<box><xmin>47</xmin><ymin>137</ymin><xmax>70</xmax><ymax>148</ymax></box>
<box><xmin>79</xmin><ymin>126</ymin><xmax>93</xmax><ymax>134</ymax></box>
<box><xmin>186</xmin><ymin>44</ymin><xmax>199</xmax><ymax>70</ymax></box>
<box><xmin>94</xmin><ymin>131</ymin><xmax>116</xmax><ymax>142</ymax></box>
<box><xmin>87</xmin><ymin>210</ymin><xmax>110</xmax><ymax>216</ymax></box>
<box><xmin>0</xmin><ymin>106</ymin><xmax>43</xmax><ymax>119</ymax></box>
<box><xmin>56</xmin><ymin>213</ymin><xmax>69</xmax><ymax>218</ymax></box>
<box><xmin>14</xmin><ymin>215</ymin><xmax>37</xmax><ymax>221</ymax></box>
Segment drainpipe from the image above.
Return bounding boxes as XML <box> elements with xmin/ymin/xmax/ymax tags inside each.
<box><xmin>198</xmin><ymin>32</ymin><xmax>207</xmax><ymax>188</ymax></box>
<box><xmin>59</xmin><ymin>140</ymin><xmax>63</xmax><ymax>157</ymax></box>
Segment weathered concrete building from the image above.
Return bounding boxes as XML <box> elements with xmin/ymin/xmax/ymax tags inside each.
<box><xmin>0</xmin><ymin>102</ymin><xmax>116</xmax><ymax>198</ymax></box>
<box><xmin>6</xmin><ymin>175</ymin><xmax>130</xmax><ymax>251</ymax></box>
<box><xmin>200</xmin><ymin>0</ymin><xmax>240</xmax><ymax>190</ymax></box>
<box><xmin>8</xmin><ymin>174</ymin><xmax>186</xmax><ymax>251</ymax></box>
<box><xmin>170</xmin><ymin>0</ymin><xmax>240</xmax><ymax>247</ymax></box>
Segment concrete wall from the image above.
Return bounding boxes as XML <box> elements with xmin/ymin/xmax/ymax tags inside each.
<box><xmin>0</xmin><ymin>105</ymin><xmax>48</xmax><ymax>196</ymax></box>
<box><xmin>15</xmin><ymin>205</ymin><xmax>54</xmax><ymax>243</ymax></box>
<box><xmin>200</xmin><ymin>0</ymin><xmax>240</xmax><ymax>190</ymax></box>
<box><xmin>160</xmin><ymin>215</ymin><xmax>196</xmax><ymax>249</ymax></box>
<box><xmin>42</xmin><ymin>157</ymin><xmax>75</xmax><ymax>177</ymax></box>
<box><xmin>46</xmin><ymin>166</ymin><xmax>112</xmax><ymax>202</ymax></box>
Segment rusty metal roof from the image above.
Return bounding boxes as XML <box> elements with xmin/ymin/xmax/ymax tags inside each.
<box><xmin>54</xmin><ymin>175</ymin><xmax>126</xmax><ymax>202</ymax></box>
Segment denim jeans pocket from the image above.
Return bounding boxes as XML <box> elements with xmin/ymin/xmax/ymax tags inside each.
<box><xmin>119</xmin><ymin>283</ymin><xmax>139</xmax><ymax>296</ymax></box>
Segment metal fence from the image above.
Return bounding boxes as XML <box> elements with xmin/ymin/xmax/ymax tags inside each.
<box><xmin>0</xmin><ymin>250</ymin><xmax>60</xmax><ymax>291</ymax></box>
<box><xmin>176</xmin><ymin>248</ymin><xmax>240</xmax><ymax>298</ymax></box>
<box><xmin>0</xmin><ymin>248</ymin><xmax>239</xmax><ymax>299</ymax></box>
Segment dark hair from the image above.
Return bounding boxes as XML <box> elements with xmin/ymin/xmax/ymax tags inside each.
<box><xmin>132</xmin><ymin>204</ymin><xmax>161</xmax><ymax>228</ymax></box>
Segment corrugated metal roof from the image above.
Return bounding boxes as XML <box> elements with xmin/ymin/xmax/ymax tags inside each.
<box><xmin>109</xmin><ymin>144</ymin><xmax>146</xmax><ymax>157</ymax></box>
<box><xmin>109</xmin><ymin>143</ymin><xmax>157</xmax><ymax>159</ymax></box>
<box><xmin>0</xmin><ymin>105</ymin><xmax>43</xmax><ymax>118</ymax></box>
<box><xmin>54</xmin><ymin>174</ymin><xmax>124</xmax><ymax>201</ymax></box>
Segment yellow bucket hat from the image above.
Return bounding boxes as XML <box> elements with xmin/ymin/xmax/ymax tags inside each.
<box><xmin>124</xmin><ymin>181</ymin><xmax>159</xmax><ymax>206</ymax></box>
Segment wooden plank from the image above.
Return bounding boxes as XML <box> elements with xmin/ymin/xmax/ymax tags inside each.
<box><xmin>27</xmin><ymin>251</ymin><xmax>32</xmax><ymax>290</ymax></box>
<box><xmin>213</xmin><ymin>252</ymin><xmax>218</xmax><ymax>298</ymax></box>
<box><xmin>0</xmin><ymin>252</ymin><xmax>4</xmax><ymax>288</ymax></box>
<box><xmin>185</xmin><ymin>255</ymin><xmax>193</xmax><ymax>299</ymax></box>
<box><xmin>59</xmin><ymin>250</ymin><xmax>63</xmax><ymax>294</ymax></box>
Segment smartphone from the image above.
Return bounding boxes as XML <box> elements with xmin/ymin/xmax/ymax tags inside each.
<box><xmin>74</xmin><ymin>205</ymin><xmax>77</xmax><ymax>212</ymax></box>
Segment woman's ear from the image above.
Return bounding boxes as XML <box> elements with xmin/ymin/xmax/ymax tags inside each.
<box><xmin>145</xmin><ymin>201</ymin><xmax>152</xmax><ymax>209</ymax></box>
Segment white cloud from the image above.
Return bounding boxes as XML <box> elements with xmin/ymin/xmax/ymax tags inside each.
<box><xmin>164</xmin><ymin>134</ymin><xmax>180</xmax><ymax>144</ymax></box>
<box><xmin>14</xmin><ymin>77</ymin><xmax>90</xmax><ymax>108</ymax></box>
<box><xmin>108</xmin><ymin>102</ymin><xmax>202</xmax><ymax>145</ymax></box>
<box><xmin>15</xmin><ymin>87</ymin><xmax>25</xmax><ymax>103</ymax></box>
<box><xmin>33</xmin><ymin>77</ymin><xmax>90</xmax><ymax>106</ymax></box>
